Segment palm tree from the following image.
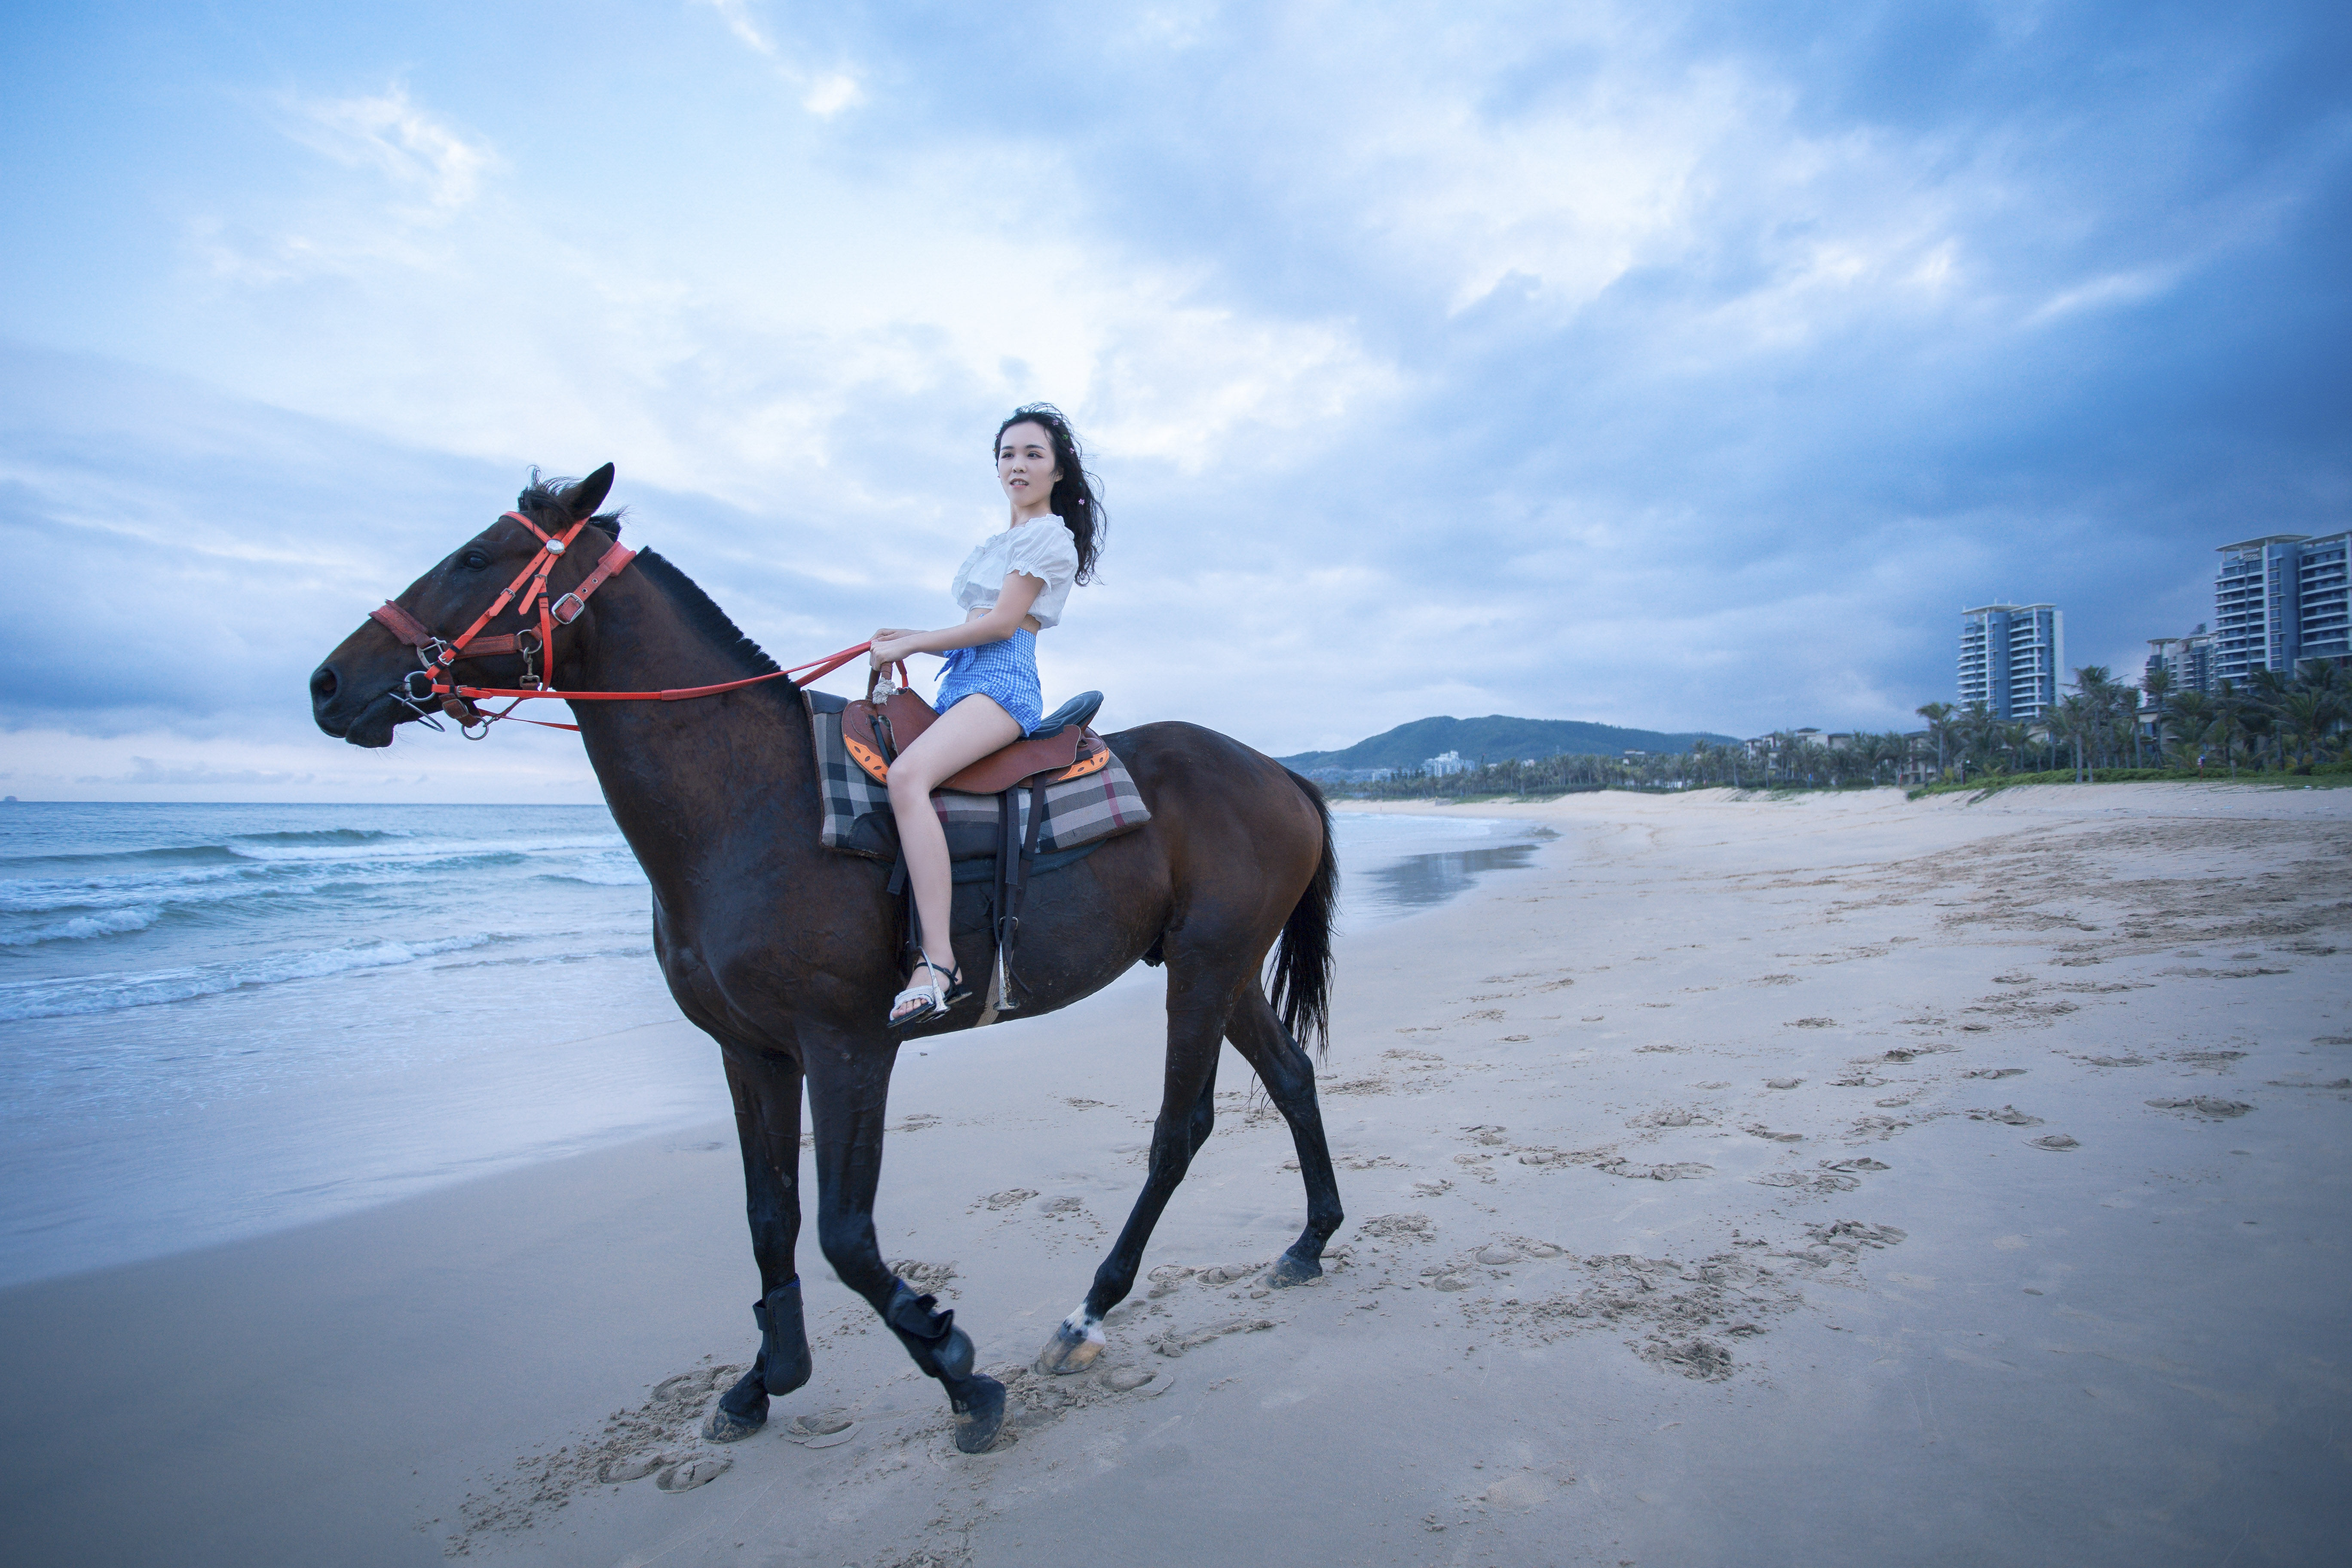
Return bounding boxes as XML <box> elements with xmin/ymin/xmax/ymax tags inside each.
<box><xmin>2245</xmin><ymin>668</ymin><xmax>2294</xmax><ymax>770</ymax></box>
<box><xmin>2165</xmin><ymin>690</ymin><xmax>2216</xmax><ymax>772</ymax></box>
<box><xmin>2139</xmin><ymin>664</ymin><xmax>2173</xmax><ymax>764</ymax></box>
<box><xmin>2296</xmin><ymin>659</ymin><xmax>2349</xmax><ymax>763</ymax></box>
<box><xmin>1915</xmin><ymin>702</ymin><xmax>1955</xmax><ymax>781</ymax></box>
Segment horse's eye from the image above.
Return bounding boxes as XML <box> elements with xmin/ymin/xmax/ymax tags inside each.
<box><xmin>461</xmin><ymin>550</ymin><xmax>491</xmax><ymax>570</ymax></box>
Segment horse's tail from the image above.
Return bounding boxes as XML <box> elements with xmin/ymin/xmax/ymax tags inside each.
<box><xmin>1268</xmin><ymin>768</ymin><xmax>1339</xmax><ymax>1060</ymax></box>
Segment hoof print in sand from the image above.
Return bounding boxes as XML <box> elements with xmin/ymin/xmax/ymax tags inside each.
<box><xmin>2028</xmin><ymin>1134</ymin><xmax>2081</xmax><ymax>1150</ymax></box>
<box><xmin>1596</xmin><ymin>1158</ymin><xmax>1712</xmax><ymax>1181</ymax></box>
<box><xmin>891</xmin><ymin>1259</ymin><xmax>958</xmax><ymax>1296</ymax></box>
<box><xmin>1638</xmin><ymin>1336</ymin><xmax>1733</xmax><ymax>1381</ymax></box>
<box><xmin>979</xmin><ymin>1188</ymin><xmax>1038</xmax><ymax>1211</ymax></box>
<box><xmin>1194</xmin><ymin>1262</ymin><xmax>1263</xmax><ymax>1286</ymax></box>
<box><xmin>1753</xmin><ymin>1170</ymin><xmax>1858</xmax><ymax>1194</ymax></box>
<box><xmin>656</xmin><ymin>1455</ymin><xmax>731</xmax><ymax>1492</ymax></box>
<box><xmin>1822</xmin><ymin>1157</ymin><xmax>1890</xmax><ymax>1174</ymax></box>
<box><xmin>1963</xmin><ymin>1068</ymin><xmax>2027</xmax><ymax>1080</ymax></box>
<box><xmin>1358</xmin><ymin>1212</ymin><xmax>1436</xmax><ymax>1241</ymax></box>
<box><xmin>1766</xmin><ymin>1077</ymin><xmax>1803</xmax><ymax>1090</ymax></box>
<box><xmin>790</xmin><ymin>1410</ymin><xmax>853</xmax><ymax>1437</ymax></box>
<box><xmin>598</xmin><ymin>1451</ymin><xmax>670</xmax><ymax>1484</ymax></box>
<box><xmin>1745</xmin><ymin>1124</ymin><xmax>1804</xmax><ymax>1142</ymax></box>
<box><xmin>2147</xmin><ymin>1096</ymin><xmax>2252</xmax><ymax>1119</ymax></box>
<box><xmin>1967</xmin><ymin>1105</ymin><xmax>2043</xmax><ymax>1126</ymax></box>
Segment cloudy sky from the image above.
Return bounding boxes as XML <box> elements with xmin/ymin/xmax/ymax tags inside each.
<box><xmin>2</xmin><ymin>0</ymin><xmax>2346</xmax><ymax>801</ymax></box>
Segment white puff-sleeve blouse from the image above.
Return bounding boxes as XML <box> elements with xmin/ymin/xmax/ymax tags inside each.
<box><xmin>949</xmin><ymin>518</ymin><xmax>1082</xmax><ymax>630</ymax></box>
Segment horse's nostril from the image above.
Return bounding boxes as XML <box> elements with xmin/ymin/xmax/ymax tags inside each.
<box><xmin>310</xmin><ymin>665</ymin><xmax>339</xmax><ymax>703</ymax></box>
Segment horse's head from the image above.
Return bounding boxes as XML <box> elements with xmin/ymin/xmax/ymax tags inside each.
<box><xmin>310</xmin><ymin>464</ymin><xmax>619</xmax><ymax>747</ymax></box>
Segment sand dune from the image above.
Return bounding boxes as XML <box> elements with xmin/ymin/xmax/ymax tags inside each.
<box><xmin>4</xmin><ymin>782</ymin><xmax>2346</xmax><ymax>1566</ymax></box>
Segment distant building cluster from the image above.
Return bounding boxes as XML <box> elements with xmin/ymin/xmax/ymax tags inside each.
<box><xmin>2144</xmin><ymin>531</ymin><xmax>2351</xmax><ymax>696</ymax></box>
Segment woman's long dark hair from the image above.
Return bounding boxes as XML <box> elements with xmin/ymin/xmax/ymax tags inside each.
<box><xmin>995</xmin><ymin>403</ymin><xmax>1105</xmax><ymax>583</ymax></box>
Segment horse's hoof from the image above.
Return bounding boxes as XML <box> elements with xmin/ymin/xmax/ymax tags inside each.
<box><xmin>704</xmin><ymin>1368</ymin><xmax>769</xmax><ymax>1442</ymax></box>
<box><xmin>703</xmin><ymin>1406</ymin><xmax>766</xmax><ymax>1443</ymax></box>
<box><xmin>951</xmin><ymin>1374</ymin><xmax>1008</xmax><ymax>1454</ymax></box>
<box><xmin>1034</xmin><ymin>1318</ymin><xmax>1105</xmax><ymax>1375</ymax></box>
<box><xmin>1264</xmin><ymin>1252</ymin><xmax>1323</xmax><ymax>1289</ymax></box>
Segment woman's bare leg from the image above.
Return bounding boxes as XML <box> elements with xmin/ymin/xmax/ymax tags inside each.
<box><xmin>884</xmin><ymin>695</ymin><xmax>1022</xmax><ymax>1014</ymax></box>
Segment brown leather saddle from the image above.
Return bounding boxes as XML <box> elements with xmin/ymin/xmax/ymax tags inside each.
<box><xmin>844</xmin><ymin>671</ymin><xmax>1108</xmax><ymax>793</ymax></box>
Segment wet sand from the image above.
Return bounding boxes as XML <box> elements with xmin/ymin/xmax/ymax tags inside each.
<box><xmin>3</xmin><ymin>783</ymin><xmax>2347</xmax><ymax>1566</ymax></box>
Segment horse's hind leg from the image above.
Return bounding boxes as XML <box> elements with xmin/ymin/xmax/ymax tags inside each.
<box><xmin>1036</xmin><ymin>974</ymin><xmax>1230</xmax><ymax>1374</ymax></box>
<box><xmin>705</xmin><ymin>1041</ymin><xmax>814</xmax><ymax>1442</ymax></box>
<box><xmin>802</xmin><ymin>1038</ymin><xmax>1008</xmax><ymax>1455</ymax></box>
<box><xmin>1224</xmin><ymin>985</ymin><xmax>1344</xmax><ymax>1287</ymax></box>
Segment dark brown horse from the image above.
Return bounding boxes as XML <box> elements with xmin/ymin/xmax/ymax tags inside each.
<box><xmin>309</xmin><ymin>468</ymin><xmax>1344</xmax><ymax>1452</ymax></box>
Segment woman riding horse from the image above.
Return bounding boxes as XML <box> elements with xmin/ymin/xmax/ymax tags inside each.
<box><xmin>868</xmin><ymin>405</ymin><xmax>1104</xmax><ymax>1028</ymax></box>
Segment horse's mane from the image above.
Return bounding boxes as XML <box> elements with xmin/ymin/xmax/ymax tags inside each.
<box><xmin>628</xmin><ymin>550</ymin><xmax>790</xmax><ymax>684</ymax></box>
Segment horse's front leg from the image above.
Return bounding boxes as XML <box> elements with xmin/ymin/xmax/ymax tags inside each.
<box><xmin>1036</xmin><ymin>966</ymin><xmax>1233</xmax><ymax>1374</ymax></box>
<box><xmin>705</xmin><ymin>1039</ymin><xmax>814</xmax><ymax>1442</ymax></box>
<box><xmin>804</xmin><ymin>1030</ymin><xmax>1009</xmax><ymax>1455</ymax></box>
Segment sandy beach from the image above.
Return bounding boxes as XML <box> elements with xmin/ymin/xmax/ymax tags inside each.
<box><xmin>5</xmin><ymin>782</ymin><xmax>2348</xmax><ymax>1567</ymax></box>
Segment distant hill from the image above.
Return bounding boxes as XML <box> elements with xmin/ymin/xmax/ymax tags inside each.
<box><xmin>1278</xmin><ymin>715</ymin><xmax>1741</xmax><ymax>774</ymax></box>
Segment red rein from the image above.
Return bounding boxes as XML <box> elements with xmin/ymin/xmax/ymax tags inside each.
<box><xmin>370</xmin><ymin>511</ymin><xmax>879</xmax><ymax>735</ymax></box>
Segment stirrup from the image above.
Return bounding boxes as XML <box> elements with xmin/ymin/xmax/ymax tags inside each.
<box><xmin>888</xmin><ymin>953</ymin><xmax>965</xmax><ymax>1029</ymax></box>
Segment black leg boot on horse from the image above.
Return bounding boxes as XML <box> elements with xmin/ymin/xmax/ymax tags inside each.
<box><xmin>310</xmin><ymin>467</ymin><xmax>1342</xmax><ymax>1455</ymax></box>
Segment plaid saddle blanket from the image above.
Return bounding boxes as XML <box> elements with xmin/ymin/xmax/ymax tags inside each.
<box><xmin>805</xmin><ymin>691</ymin><xmax>1151</xmax><ymax>863</ymax></box>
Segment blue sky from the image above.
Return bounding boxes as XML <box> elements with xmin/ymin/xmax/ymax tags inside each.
<box><xmin>1</xmin><ymin>0</ymin><xmax>2346</xmax><ymax>800</ymax></box>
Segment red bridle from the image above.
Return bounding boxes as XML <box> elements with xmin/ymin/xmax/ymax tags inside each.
<box><xmin>369</xmin><ymin>510</ymin><xmax>877</xmax><ymax>737</ymax></box>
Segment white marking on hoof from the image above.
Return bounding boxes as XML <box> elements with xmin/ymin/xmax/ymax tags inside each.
<box><xmin>1035</xmin><ymin>1306</ymin><xmax>1107</xmax><ymax>1374</ymax></box>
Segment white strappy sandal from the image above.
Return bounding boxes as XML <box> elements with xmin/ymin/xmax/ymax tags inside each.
<box><xmin>888</xmin><ymin>952</ymin><xmax>965</xmax><ymax>1029</ymax></box>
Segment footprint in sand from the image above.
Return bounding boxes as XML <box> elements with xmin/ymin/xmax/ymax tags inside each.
<box><xmin>2146</xmin><ymin>1096</ymin><xmax>2254</xmax><ymax>1120</ymax></box>
<box><xmin>1148</xmin><ymin>1318</ymin><xmax>1277</xmax><ymax>1357</ymax></box>
<box><xmin>1962</xmin><ymin>1068</ymin><xmax>2027</xmax><ymax>1080</ymax></box>
<box><xmin>2028</xmin><ymin>1134</ymin><xmax>2081</xmax><ymax>1151</ymax></box>
<box><xmin>1745</xmin><ymin>1124</ymin><xmax>1804</xmax><ymax>1142</ymax></box>
<box><xmin>979</xmin><ymin>1188</ymin><xmax>1038</xmax><ymax>1210</ymax></box>
<box><xmin>1766</xmin><ymin>1078</ymin><xmax>1803</xmax><ymax>1090</ymax></box>
<box><xmin>1967</xmin><ymin>1106</ymin><xmax>2043</xmax><ymax>1126</ymax></box>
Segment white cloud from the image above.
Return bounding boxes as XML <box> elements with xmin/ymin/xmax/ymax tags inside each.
<box><xmin>694</xmin><ymin>0</ymin><xmax>776</xmax><ymax>56</ymax></box>
<box><xmin>280</xmin><ymin>86</ymin><xmax>492</xmax><ymax>219</ymax></box>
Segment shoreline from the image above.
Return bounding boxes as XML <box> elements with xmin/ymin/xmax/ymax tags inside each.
<box><xmin>5</xmin><ymin>783</ymin><xmax>2347</xmax><ymax>1565</ymax></box>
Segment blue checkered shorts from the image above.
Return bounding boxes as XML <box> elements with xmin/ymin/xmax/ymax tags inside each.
<box><xmin>934</xmin><ymin>629</ymin><xmax>1045</xmax><ymax>735</ymax></box>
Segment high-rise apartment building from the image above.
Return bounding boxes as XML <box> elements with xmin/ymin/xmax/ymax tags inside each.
<box><xmin>2145</xmin><ymin>625</ymin><xmax>2214</xmax><ymax>698</ymax></box>
<box><xmin>2213</xmin><ymin>531</ymin><xmax>2352</xmax><ymax>681</ymax></box>
<box><xmin>1958</xmin><ymin>603</ymin><xmax>2064</xmax><ymax>720</ymax></box>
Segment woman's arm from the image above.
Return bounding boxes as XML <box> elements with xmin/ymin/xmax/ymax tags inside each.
<box><xmin>870</xmin><ymin>571</ymin><xmax>1044</xmax><ymax>667</ymax></box>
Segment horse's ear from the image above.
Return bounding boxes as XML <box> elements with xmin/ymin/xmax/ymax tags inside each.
<box><xmin>565</xmin><ymin>464</ymin><xmax>616</xmax><ymax>521</ymax></box>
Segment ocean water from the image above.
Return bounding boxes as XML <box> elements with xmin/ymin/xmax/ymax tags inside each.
<box><xmin>0</xmin><ymin>802</ymin><xmax>1542</xmax><ymax>1287</ymax></box>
